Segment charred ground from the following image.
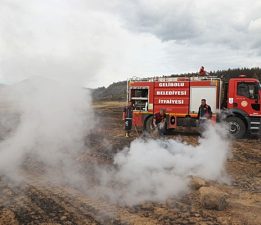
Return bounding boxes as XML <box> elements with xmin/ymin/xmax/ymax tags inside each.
<box><xmin>0</xmin><ymin>101</ymin><xmax>260</xmax><ymax>225</ymax></box>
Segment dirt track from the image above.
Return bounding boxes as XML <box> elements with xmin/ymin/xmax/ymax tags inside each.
<box><xmin>0</xmin><ymin>101</ymin><xmax>260</xmax><ymax>225</ymax></box>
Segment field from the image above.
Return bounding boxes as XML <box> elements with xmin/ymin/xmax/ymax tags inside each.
<box><xmin>0</xmin><ymin>101</ymin><xmax>260</xmax><ymax>225</ymax></box>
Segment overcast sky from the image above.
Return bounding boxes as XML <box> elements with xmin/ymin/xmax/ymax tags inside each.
<box><xmin>0</xmin><ymin>0</ymin><xmax>260</xmax><ymax>88</ymax></box>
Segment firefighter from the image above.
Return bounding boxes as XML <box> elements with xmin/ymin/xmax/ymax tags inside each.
<box><xmin>123</xmin><ymin>101</ymin><xmax>134</xmax><ymax>137</ymax></box>
<box><xmin>199</xmin><ymin>66</ymin><xmax>206</xmax><ymax>76</ymax></box>
<box><xmin>153</xmin><ymin>109</ymin><xmax>167</xmax><ymax>136</ymax></box>
<box><xmin>197</xmin><ymin>99</ymin><xmax>212</xmax><ymax>126</ymax></box>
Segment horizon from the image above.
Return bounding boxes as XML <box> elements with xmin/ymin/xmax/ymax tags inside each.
<box><xmin>0</xmin><ymin>66</ymin><xmax>260</xmax><ymax>89</ymax></box>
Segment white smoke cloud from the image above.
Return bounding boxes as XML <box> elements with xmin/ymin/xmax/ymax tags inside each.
<box><xmin>0</xmin><ymin>76</ymin><xmax>231</xmax><ymax>207</ymax></box>
<box><xmin>0</xmin><ymin>0</ymin><xmax>170</xmax><ymax>88</ymax></box>
<box><xmin>0</xmin><ymin>77</ymin><xmax>94</xmax><ymax>182</ymax></box>
<box><xmin>95</xmin><ymin>124</ymin><xmax>231</xmax><ymax>206</ymax></box>
<box><xmin>0</xmin><ymin>0</ymin><xmax>234</xmax><ymax>207</ymax></box>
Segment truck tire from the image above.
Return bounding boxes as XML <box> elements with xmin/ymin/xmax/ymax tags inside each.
<box><xmin>145</xmin><ymin>116</ymin><xmax>154</xmax><ymax>133</ymax></box>
<box><xmin>226</xmin><ymin>116</ymin><xmax>246</xmax><ymax>138</ymax></box>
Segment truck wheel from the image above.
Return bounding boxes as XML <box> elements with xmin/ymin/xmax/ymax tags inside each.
<box><xmin>145</xmin><ymin>116</ymin><xmax>154</xmax><ymax>133</ymax></box>
<box><xmin>226</xmin><ymin>116</ymin><xmax>246</xmax><ymax>138</ymax></box>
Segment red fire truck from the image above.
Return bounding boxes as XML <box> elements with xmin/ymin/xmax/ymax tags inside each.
<box><xmin>128</xmin><ymin>76</ymin><xmax>261</xmax><ymax>138</ymax></box>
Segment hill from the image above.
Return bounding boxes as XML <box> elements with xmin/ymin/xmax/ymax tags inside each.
<box><xmin>92</xmin><ymin>81</ymin><xmax>127</xmax><ymax>101</ymax></box>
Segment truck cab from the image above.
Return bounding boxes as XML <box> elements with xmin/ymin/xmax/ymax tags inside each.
<box><xmin>224</xmin><ymin>77</ymin><xmax>261</xmax><ymax>138</ymax></box>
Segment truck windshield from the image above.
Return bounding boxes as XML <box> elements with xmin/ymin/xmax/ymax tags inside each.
<box><xmin>237</xmin><ymin>82</ymin><xmax>259</xmax><ymax>99</ymax></box>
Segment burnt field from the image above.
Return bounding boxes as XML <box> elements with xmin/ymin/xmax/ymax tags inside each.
<box><xmin>0</xmin><ymin>101</ymin><xmax>260</xmax><ymax>225</ymax></box>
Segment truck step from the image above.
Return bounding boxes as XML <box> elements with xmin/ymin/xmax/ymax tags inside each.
<box><xmin>249</xmin><ymin>117</ymin><xmax>261</xmax><ymax>135</ymax></box>
<box><xmin>250</xmin><ymin>121</ymin><xmax>260</xmax><ymax>125</ymax></box>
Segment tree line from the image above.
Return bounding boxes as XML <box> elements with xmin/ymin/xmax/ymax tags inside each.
<box><xmin>171</xmin><ymin>67</ymin><xmax>261</xmax><ymax>81</ymax></box>
<box><xmin>93</xmin><ymin>67</ymin><xmax>261</xmax><ymax>101</ymax></box>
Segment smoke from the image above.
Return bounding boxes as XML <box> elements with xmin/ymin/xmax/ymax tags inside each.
<box><xmin>0</xmin><ymin>0</ymin><xmax>171</xmax><ymax>88</ymax></box>
<box><xmin>0</xmin><ymin>77</ymin><xmax>231</xmax><ymax>207</ymax></box>
<box><xmin>0</xmin><ymin>0</ymin><xmax>233</xmax><ymax>208</ymax></box>
<box><xmin>0</xmin><ymin>77</ymin><xmax>94</xmax><ymax>182</ymax></box>
<box><xmin>95</xmin><ymin>124</ymin><xmax>231</xmax><ymax>206</ymax></box>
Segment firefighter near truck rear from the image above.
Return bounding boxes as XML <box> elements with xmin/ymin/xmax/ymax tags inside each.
<box><xmin>127</xmin><ymin>76</ymin><xmax>261</xmax><ymax>138</ymax></box>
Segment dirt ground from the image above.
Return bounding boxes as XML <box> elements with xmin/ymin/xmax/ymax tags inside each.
<box><xmin>0</xmin><ymin>101</ymin><xmax>260</xmax><ymax>225</ymax></box>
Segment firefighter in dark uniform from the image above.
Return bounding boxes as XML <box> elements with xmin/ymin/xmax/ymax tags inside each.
<box><xmin>153</xmin><ymin>109</ymin><xmax>167</xmax><ymax>136</ymax></box>
<box><xmin>123</xmin><ymin>101</ymin><xmax>134</xmax><ymax>137</ymax></box>
<box><xmin>197</xmin><ymin>99</ymin><xmax>212</xmax><ymax>127</ymax></box>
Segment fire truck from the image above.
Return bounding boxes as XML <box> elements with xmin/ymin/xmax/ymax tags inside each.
<box><xmin>127</xmin><ymin>75</ymin><xmax>261</xmax><ymax>138</ymax></box>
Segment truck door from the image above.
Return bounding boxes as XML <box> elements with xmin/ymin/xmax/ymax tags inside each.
<box><xmin>235</xmin><ymin>81</ymin><xmax>260</xmax><ymax>116</ymax></box>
